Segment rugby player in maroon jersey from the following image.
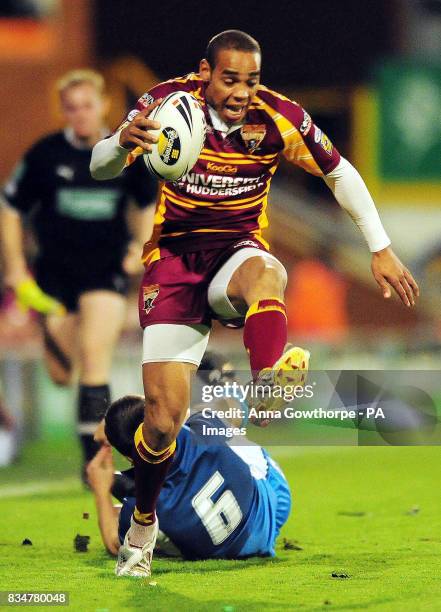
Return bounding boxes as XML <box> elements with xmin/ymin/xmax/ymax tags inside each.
<box><xmin>91</xmin><ymin>30</ymin><xmax>419</xmax><ymax>577</ymax></box>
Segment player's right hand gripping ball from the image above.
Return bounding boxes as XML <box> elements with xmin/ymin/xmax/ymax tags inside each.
<box><xmin>143</xmin><ymin>91</ymin><xmax>206</xmax><ymax>182</ymax></box>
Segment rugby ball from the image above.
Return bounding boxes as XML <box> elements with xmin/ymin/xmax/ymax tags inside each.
<box><xmin>143</xmin><ymin>91</ymin><xmax>206</xmax><ymax>181</ymax></box>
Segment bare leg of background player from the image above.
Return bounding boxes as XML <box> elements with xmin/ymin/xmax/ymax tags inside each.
<box><xmin>76</xmin><ymin>290</ymin><xmax>127</xmax><ymax>468</ymax></box>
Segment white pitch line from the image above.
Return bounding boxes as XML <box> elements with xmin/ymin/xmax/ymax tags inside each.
<box><xmin>0</xmin><ymin>476</ymin><xmax>81</xmax><ymax>499</ymax></box>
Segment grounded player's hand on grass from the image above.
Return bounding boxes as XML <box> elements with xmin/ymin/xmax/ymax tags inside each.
<box><xmin>371</xmin><ymin>246</ymin><xmax>419</xmax><ymax>307</ymax></box>
<box><xmin>119</xmin><ymin>99</ymin><xmax>162</xmax><ymax>152</ymax></box>
<box><xmin>86</xmin><ymin>445</ymin><xmax>115</xmax><ymax>493</ymax></box>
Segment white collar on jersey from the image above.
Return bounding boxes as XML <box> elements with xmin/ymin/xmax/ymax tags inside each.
<box><xmin>64</xmin><ymin>127</ymin><xmax>110</xmax><ymax>150</ymax></box>
<box><xmin>207</xmin><ymin>105</ymin><xmax>244</xmax><ymax>137</ymax></box>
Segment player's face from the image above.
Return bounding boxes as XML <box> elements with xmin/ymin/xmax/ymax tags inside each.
<box><xmin>60</xmin><ymin>83</ymin><xmax>107</xmax><ymax>139</ymax></box>
<box><xmin>201</xmin><ymin>49</ymin><xmax>261</xmax><ymax>125</ymax></box>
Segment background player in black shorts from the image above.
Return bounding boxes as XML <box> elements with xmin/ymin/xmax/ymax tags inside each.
<box><xmin>0</xmin><ymin>69</ymin><xmax>156</xmax><ymax>475</ymax></box>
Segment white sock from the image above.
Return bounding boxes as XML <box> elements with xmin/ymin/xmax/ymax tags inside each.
<box><xmin>128</xmin><ymin>516</ymin><xmax>157</xmax><ymax>548</ymax></box>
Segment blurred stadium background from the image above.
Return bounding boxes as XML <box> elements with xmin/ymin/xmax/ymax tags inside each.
<box><xmin>0</xmin><ymin>0</ymin><xmax>441</xmax><ymax>454</ymax></box>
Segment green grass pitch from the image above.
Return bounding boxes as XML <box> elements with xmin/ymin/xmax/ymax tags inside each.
<box><xmin>0</xmin><ymin>438</ymin><xmax>440</xmax><ymax>611</ymax></box>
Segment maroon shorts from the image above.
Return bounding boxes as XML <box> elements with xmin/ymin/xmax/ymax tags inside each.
<box><xmin>138</xmin><ymin>238</ymin><xmax>268</xmax><ymax>328</ymax></box>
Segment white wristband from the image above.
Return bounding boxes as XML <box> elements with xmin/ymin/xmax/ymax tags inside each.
<box><xmin>90</xmin><ymin>131</ymin><xmax>130</xmax><ymax>180</ymax></box>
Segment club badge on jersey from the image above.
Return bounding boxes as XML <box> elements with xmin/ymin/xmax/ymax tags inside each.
<box><xmin>240</xmin><ymin>124</ymin><xmax>266</xmax><ymax>153</ymax></box>
<box><xmin>143</xmin><ymin>284</ymin><xmax>160</xmax><ymax>314</ymax></box>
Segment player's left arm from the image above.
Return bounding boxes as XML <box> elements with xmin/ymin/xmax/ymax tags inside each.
<box><xmin>86</xmin><ymin>446</ymin><xmax>120</xmax><ymax>556</ymax></box>
<box><xmin>272</xmin><ymin>95</ymin><xmax>419</xmax><ymax>307</ymax></box>
<box><xmin>323</xmin><ymin>157</ymin><xmax>419</xmax><ymax>307</ymax></box>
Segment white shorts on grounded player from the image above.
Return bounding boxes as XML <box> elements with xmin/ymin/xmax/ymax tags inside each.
<box><xmin>142</xmin><ymin>323</ymin><xmax>210</xmax><ymax>366</ymax></box>
<box><xmin>208</xmin><ymin>247</ymin><xmax>288</xmax><ymax>320</ymax></box>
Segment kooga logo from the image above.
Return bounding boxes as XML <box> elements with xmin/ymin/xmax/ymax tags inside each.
<box><xmin>206</xmin><ymin>161</ymin><xmax>237</xmax><ymax>174</ymax></box>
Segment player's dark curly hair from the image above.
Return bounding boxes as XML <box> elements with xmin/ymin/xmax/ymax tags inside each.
<box><xmin>104</xmin><ymin>395</ymin><xmax>144</xmax><ymax>457</ymax></box>
<box><xmin>206</xmin><ymin>30</ymin><xmax>261</xmax><ymax>68</ymax></box>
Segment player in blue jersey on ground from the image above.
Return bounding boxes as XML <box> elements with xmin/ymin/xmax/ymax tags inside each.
<box><xmin>87</xmin><ymin>352</ymin><xmax>291</xmax><ymax>561</ymax></box>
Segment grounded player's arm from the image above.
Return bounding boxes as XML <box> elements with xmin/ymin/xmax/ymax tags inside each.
<box><xmin>323</xmin><ymin>157</ymin><xmax>419</xmax><ymax>307</ymax></box>
<box><xmin>86</xmin><ymin>446</ymin><xmax>120</xmax><ymax>556</ymax></box>
<box><xmin>93</xmin><ymin>489</ymin><xmax>120</xmax><ymax>556</ymax></box>
<box><xmin>90</xmin><ymin>100</ymin><xmax>162</xmax><ymax>180</ymax></box>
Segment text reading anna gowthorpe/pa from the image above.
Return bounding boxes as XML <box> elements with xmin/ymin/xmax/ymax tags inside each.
<box><xmin>199</xmin><ymin>380</ymin><xmax>386</xmax><ymax>439</ymax></box>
